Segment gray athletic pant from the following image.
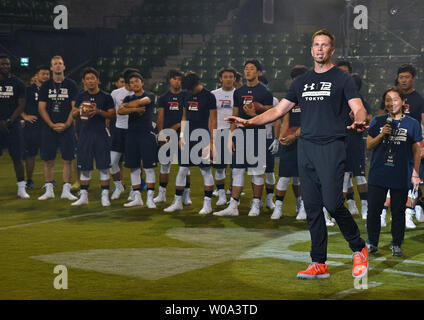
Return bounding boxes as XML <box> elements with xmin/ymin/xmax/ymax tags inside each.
<box><xmin>298</xmin><ymin>138</ymin><xmax>366</xmax><ymax>263</ymax></box>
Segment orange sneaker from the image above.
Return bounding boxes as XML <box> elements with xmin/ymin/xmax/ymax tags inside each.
<box><xmin>297</xmin><ymin>263</ymin><xmax>330</xmax><ymax>280</ymax></box>
<box><xmin>352</xmin><ymin>246</ymin><xmax>368</xmax><ymax>278</ymax></box>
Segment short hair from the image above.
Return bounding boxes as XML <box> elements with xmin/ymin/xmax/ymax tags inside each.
<box><xmin>382</xmin><ymin>86</ymin><xmax>406</xmax><ymax>102</ymax></box>
<box><xmin>82</xmin><ymin>67</ymin><xmax>99</xmax><ymax>79</ymax></box>
<box><xmin>168</xmin><ymin>69</ymin><xmax>183</xmax><ymax>80</ymax></box>
<box><xmin>258</xmin><ymin>75</ymin><xmax>268</xmax><ymax>85</ymax></box>
<box><xmin>128</xmin><ymin>72</ymin><xmax>144</xmax><ymax>82</ymax></box>
<box><xmin>115</xmin><ymin>74</ymin><xmax>125</xmax><ymax>81</ymax></box>
<box><xmin>244</xmin><ymin>59</ymin><xmax>262</xmax><ymax>72</ymax></box>
<box><xmin>122</xmin><ymin>67</ymin><xmax>140</xmax><ymax>84</ymax></box>
<box><xmin>182</xmin><ymin>71</ymin><xmax>200</xmax><ymax>91</ymax></box>
<box><xmin>351</xmin><ymin>73</ymin><xmax>362</xmax><ymax>91</ymax></box>
<box><xmin>290</xmin><ymin>65</ymin><xmax>308</xmax><ymax>80</ymax></box>
<box><xmin>336</xmin><ymin>60</ymin><xmax>352</xmax><ymax>73</ymax></box>
<box><xmin>218</xmin><ymin>66</ymin><xmax>237</xmax><ymax>79</ymax></box>
<box><xmin>312</xmin><ymin>29</ymin><xmax>335</xmax><ymax>48</ymax></box>
<box><xmin>0</xmin><ymin>53</ymin><xmax>10</xmax><ymax>60</ymax></box>
<box><xmin>35</xmin><ymin>65</ymin><xmax>50</xmax><ymax>73</ymax></box>
<box><xmin>397</xmin><ymin>64</ymin><xmax>417</xmax><ymax>78</ymax></box>
<box><xmin>50</xmin><ymin>55</ymin><xmax>64</xmax><ymax>65</ymax></box>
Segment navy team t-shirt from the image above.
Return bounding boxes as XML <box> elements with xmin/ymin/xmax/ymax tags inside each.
<box><xmin>39</xmin><ymin>78</ymin><xmax>78</xmax><ymax>124</ymax></box>
<box><xmin>75</xmin><ymin>90</ymin><xmax>114</xmax><ymax>134</ymax></box>
<box><xmin>234</xmin><ymin>82</ymin><xmax>274</xmax><ymax>130</ymax></box>
<box><xmin>157</xmin><ymin>90</ymin><xmax>186</xmax><ymax>129</ymax></box>
<box><xmin>368</xmin><ymin>114</ymin><xmax>422</xmax><ymax>190</ymax></box>
<box><xmin>0</xmin><ymin>75</ymin><xmax>26</xmax><ymax>120</ymax></box>
<box><xmin>285</xmin><ymin>66</ymin><xmax>360</xmax><ymax>144</ymax></box>
<box><xmin>123</xmin><ymin>91</ymin><xmax>155</xmax><ymax>133</ymax></box>
<box><xmin>379</xmin><ymin>90</ymin><xmax>424</xmax><ymax>124</ymax></box>
<box><xmin>184</xmin><ymin>88</ymin><xmax>216</xmax><ymax>131</ymax></box>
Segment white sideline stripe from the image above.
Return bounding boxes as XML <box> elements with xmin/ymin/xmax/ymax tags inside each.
<box><xmin>326</xmin><ymin>281</ymin><xmax>382</xmax><ymax>300</ymax></box>
<box><xmin>0</xmin><ymin>208</ymin><xmax>126</xmax><ymax>231</ymax></box>
<box><xmin>382</xmin><ymin>269</ymin><xmax>424</xmax><ymax>277</ymax></box>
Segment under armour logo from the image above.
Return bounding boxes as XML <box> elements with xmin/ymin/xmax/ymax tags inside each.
<box><xmin>304</xmin><ymin>83</ymin><xmax>315</xmax><ymax>91</ymax></box>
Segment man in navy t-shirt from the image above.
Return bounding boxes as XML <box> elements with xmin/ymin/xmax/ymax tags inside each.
<box><xmin>154</xmin><ymin>69</ymin><xmax>191</xmax><ymax>205</ymax></box>
<box><xmin>70</xmin><ymin>67</ymin><xmax>116</xmax><ymax>207</ymax></box>
<box><xmin>0</xmin><ymin>53</ymin><xmax>28</xmax><ymax>199</ymax></box>
<box><xmin>21</xmin><ymin>65</ymin><xmax>50</xmax><ymax>190</ymax></box>
<box><xmin>213</xmin><ymin>59</ymin><xmax>274</xmax><ymax>218</ymax></box>
<box><xmin>226</xmin><ymin>30</ymin><xmax>369</xmax><ymax>280</ymax></box>
<box><xmin>163</xmin><ymin>71</ymin><xmax>217</xmax><ymax>215</ymax></box>
<box><xmin>38</xmin><ymin>55</ymin><xmax>79</xmax><ymax>201</ymax></box>
<box><xmin>117</xmin><ymin>72</ymin><xmax>157</xmax><ymax>209</ymax></box>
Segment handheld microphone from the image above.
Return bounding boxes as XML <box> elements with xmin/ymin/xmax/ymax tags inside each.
<box><xmin>383</xmin><ymin>116</ymin><xmax>393</xmax><ymax>145</ymax></box>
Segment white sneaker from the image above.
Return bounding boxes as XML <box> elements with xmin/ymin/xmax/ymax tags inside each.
<box><xmin>183</xmin><ymin>188</ymin><xmax>192</xmax><ymax>205</ymax></box>
<box><xmin>127</xmin><ymin>190</ymin><xmax>135</xmax><ymax>201</ymax></box>
<box><xmin>248</xmin><ymin>198</ymin><xmax>261</xmax><ymax>217</ymax></box>
<box><xmin>71</xmin><ymin>190</ymin><xmax>88</xmax><ymax>206</ymax></box>
<box><xmin>17</xmin><ymin>181</ymin><xmax>30</xmax><ymax>199</ymax></box>
<box><xmin>199</xmin><ymin>197</ymin><xmax>212</xmax><ymax>215</ymax></box>
<box><xmin>347</xmin><ymin>199</ymin><xmax>359</xmax><ymax>215</ymax></box>
<box><xmin>111</xmin><ymin>181</ymin><xmax>125</xmax><ymax>200</ymax></box>
<box><xmin>323</xmin><ymin>207</ymin><xmax>335</xmax><ymax>226</ymax></box>
<box><xmin>101</xmin><ymin>189</ymin><xmax>111</xmax><ymax>207</ymax></box>
<box><xmin>381</xmin><ymin>208</ymin><xmax>387</xmax><ymax>227</ymax></box>
<box><xmin>213</xmin><ymin>198</ymin><xmax>239</xmax><ymax>216</ymax></box>
<box><xmin>61</xmin><ymin>183</ymin><xmax>78</xmax><ymax>201</ymax></box>
<box><xmin>153</xmin><ymin>186</ymin><xmax>166</xmax><ymax>203</ymax></box>
<box><xmin>38</xmin><ymin>183</ymin><xmax>55</xmax><ymax>200</ymax></box>
<box><xmin>212</xmin><ymin>189</ymin><xmax>219</xmax><ymax>197</ymax></box>
<box><xmin>296</xmin><ymin>200</ymin><xmax>307</xmax><ymax>220</ymax></box>
<box><xmin>266</xmin><ymin>193</ymin><xmax>275</xmax><ymax>210</ymax></box>
<box><xmin>405</xmin><ymin>208</ymin><xmax>416</xmax><ymax>229</ymax></box>
<box><xmin>124</xmin><ymin>190</ymin><xmax>143</xmax><ymax>207</ymax></box>
<box><xmin>164</xmin><ymin>195</ymin><xmax>183</xmax><ymax>212</ymax></box>
<box><xmin>146</xmin><ymin>190</ymin><xmax>156</xmax><ymax>209</ymax></box>
<box><xmin>361</xmin><ymin>200</ymin><xmax>368</xmax><ymax>220</ymax></box>
<box><xmin>216</xmin><ymin>189</ymin><xmax>227</xmax><ymax>206</ymax></box>
<box><xmin>271</xmin><ymin>200</ymin><xmax>283</xmax><ymax>220</ymax></box>
<box><xmin>415</xmin><ymin>205</ymin><xmax>424</xmax><ymax>222</ymax></box>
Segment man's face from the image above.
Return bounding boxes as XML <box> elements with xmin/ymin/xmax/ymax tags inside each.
<box><xmin>129</xmin><ymin>77</ymin><xmax>143</xmax><ymax>92</ymax></box>
<box><xmin>220</xmin><ymin>71</ymin><xmax>235</xmax><ymax>89</ymax></box>
<box><xmin>50</xmin><ymin>58</ymin><xmax>65</xmax><ymax>75</ymax></box>
<box><xmin>0</xmin><ymin>58</ymin><xmax>11</xmax><ymax>76</ymax></box>
<box><xmin>244</xmin><ymin>63</ymin><xmax>260</xmax><ymax>82</ymax></box>
<box><xmin>169</xmin><ymin>76</ymin><xmax>182</xmax><ymax>91</ymax></box>
<box><xmin>37</xmin><ymin>69</ymin><xmax>50</xmax><ymax>84</ymax></box>
<box><xmin>84</xmin><ymin>73</ymin><xmax>99</xmax><ymax>91</ymax></box>
<box><xmin>115</xmin><ymin>77</ymin><xmax>125</xmax><ymax>89</ymax></box>
<box><xmin>311</xmin><ymin>35</ymin><xmax>334</xmax><ymax>65</ymax></box>
<box><xmin>397</xmin><ymin>72</ymin><xmax>415</xmax><ymax>91</ymax></box>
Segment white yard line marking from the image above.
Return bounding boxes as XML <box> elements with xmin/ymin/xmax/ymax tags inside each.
<box><xmin>326</xmin><ymin>281</ymin><xmax>383</xmax><ymax>300</ymax></box>
<box><xmin>0</xmin><ymin>208</ymin><xmax>127</xmax><ymax>231</ymax></box>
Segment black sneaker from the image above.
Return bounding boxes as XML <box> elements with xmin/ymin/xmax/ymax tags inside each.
<box><xmin>390</xmin><ymin>245</ymin><xmax>405</xmax><ymax>257</ymax></box>
<box><xmin>26</xmin><ymin>180</ymin><xmax>34</xmax><ymax>190</ymax></box>
<box><xmin>367</xmin><ymin>243</ymin><xmax>378</xmax><ymax>254</ymax></box>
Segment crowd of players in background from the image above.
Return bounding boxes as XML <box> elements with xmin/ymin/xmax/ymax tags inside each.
<box><xmin>1</xmin><ymin>52</ymin><xmax>424</xmax><ymax>230</ymax></box>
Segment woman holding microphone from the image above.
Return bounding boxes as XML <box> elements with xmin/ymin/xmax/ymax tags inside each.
<box><xmin>366</xmin><ymin>87</ymin><xmax>422</xmax><ymax>257</ymax></box>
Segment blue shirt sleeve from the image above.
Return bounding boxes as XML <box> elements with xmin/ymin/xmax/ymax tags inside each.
<box><xmin>209</xmin><ymin>92</ymin><xmax>217</xmax><ymax>110</ymax></box>
<box><xmin>285</xmin><ymin>80</ymin><xmax>298</xmax><ymax>105</ymax></box>
<box><xmin>367</xmin><ymin>116</ymin><xmax>380</xmax><ymax>138</ymax></box>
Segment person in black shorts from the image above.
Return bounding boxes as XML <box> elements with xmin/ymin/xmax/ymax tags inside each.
<box><xmin>71</xmin><ymin>67</ymin><xmax>115</xmax><ymax>207</ymax></box>
<box><xmin>164</xmin><ymin>71</ymin><xmax>217</xmax><ymax>215</ymax></box>
<box><xmin>21</xmin><ymin>65</ymin><xmax>50</xmax><ymax>190</ymax></box>
<box><xmin>38</xmin><ymin>55</ymin><xmax>79</xmax><ymax>201</ymax></box>
<box><xmin>118</xmin><ymin>72</ymin><xmax>157</xmax><ymax>208</ymax></box>
<box><xmin>0</xmin><ymin>53</ymin><xmax>28</xmax><ymax>199</ymax></box>
<box><xmin>154</xmin><ymin>69</ymin><xmax>191</xmax><ymax>205</ymax></box>
<box><xmin>272</xmin><ymin>65</ymin><xmax>308</xmax><ymax>220</ymax></box>
<box><xmin>226</xmin><ymin>30</ymin><xmax>369</xmax><ymax>280</ymax></box>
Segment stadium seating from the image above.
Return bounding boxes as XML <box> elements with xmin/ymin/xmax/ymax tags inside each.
<box><xmin>0</xmin><ymin>0</ymin><xmax>56</xmax><ymax>25</ymax></box>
